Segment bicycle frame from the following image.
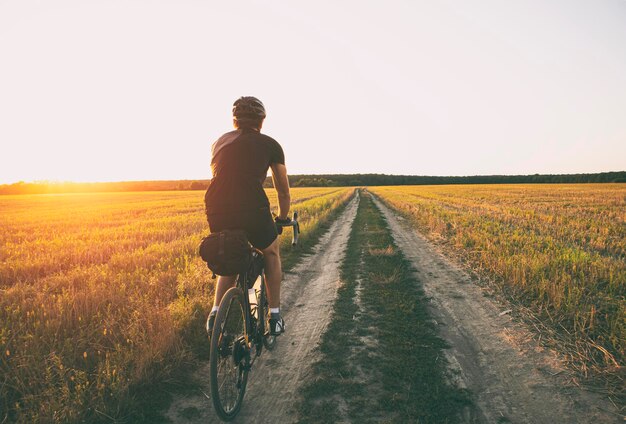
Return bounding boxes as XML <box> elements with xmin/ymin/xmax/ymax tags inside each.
<box><xmin>237</xmin><ymin>252</ymin><xmax>266</xmax><ymax>360</ymax></box>
<box><xmin>236</xmin><ymin>211</ymin><xmax>300</xmax><ymax>359</ymax></box>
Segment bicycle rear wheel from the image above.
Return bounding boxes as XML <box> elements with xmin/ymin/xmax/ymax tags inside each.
<box><xmin>210</xmin><ymin>287</ymin><xmax>249</xmax><ymax>421</ymax></box>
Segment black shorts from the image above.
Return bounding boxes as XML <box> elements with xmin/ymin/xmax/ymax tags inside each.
<box><xmin>207</xmin><ymin>207</ymin><xmax>278</xmax><ymax>250</ymax></box>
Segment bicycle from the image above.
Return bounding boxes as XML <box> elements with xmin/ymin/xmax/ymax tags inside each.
<box><xmin>209</xmin><ymin>212</ymin><xmax>300</xmax><ymax>421</ymax></box>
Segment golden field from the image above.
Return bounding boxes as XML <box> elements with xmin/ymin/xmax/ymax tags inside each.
<box><xmin>370</xmin><ymin>184</ymin><xmax>625</xmax><ymax>375</ymax></box>
<box><xmin>0</xmin><ymin>187</ymin><xmax>354</xmax><ymax>423</ymax></box>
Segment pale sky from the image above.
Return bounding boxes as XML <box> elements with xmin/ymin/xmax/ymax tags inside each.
<box><xmin>1</xmin><ymin>0</ymin><xmax>625</xmax><ymax>184</ymax></box>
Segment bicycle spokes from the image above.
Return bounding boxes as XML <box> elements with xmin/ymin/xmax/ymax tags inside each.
<box><xmin>210</xmin><ymin>288</ymin><xmax>249</xmax><ymax>420</ymax></box>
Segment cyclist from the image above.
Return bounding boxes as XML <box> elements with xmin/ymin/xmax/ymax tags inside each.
<box><xmin>204</xmin><ymin>96</ymin><xmax>291</xmax><ymax>338</ymax></box>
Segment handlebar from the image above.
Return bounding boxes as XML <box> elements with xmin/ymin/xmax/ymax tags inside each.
<box><xmin>276</xmin><ymin>211</ymin><xmax>300</xmax><ymax>246</ymax></box>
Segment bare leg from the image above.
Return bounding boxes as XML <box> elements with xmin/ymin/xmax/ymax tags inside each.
<box><xmin>261</xmin><ymin>238</ymin><xmax>281</xmax><ymax>309</ymax></box>
<box><xmin>213</xmin><ymin>275</ymin><xmax>237</xmax><ymax>309</ymax></box>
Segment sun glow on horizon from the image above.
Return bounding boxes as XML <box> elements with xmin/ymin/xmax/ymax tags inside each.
<box><xmin>1</xmin><ymin>168</ymin><xmax>215</xmax><ymax>186</ymax></box>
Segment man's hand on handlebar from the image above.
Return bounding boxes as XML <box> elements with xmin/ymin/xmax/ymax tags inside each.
<box><xmin>274</xmin><ymin>212</ymin><xmax>300</xmax><ymax>246</ymax></box>
<box><xmin>274</xmin><ymin>216</ymin><xmax>293</xmax><ymax>235</ymax></box>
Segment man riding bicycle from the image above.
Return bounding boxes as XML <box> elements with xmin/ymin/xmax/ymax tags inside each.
<box><xmin>204</xmin><ymin>96</ymin><xmax>291</xmax><ymax>337</ymax></box>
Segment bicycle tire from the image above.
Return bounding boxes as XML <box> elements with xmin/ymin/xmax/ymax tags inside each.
<box><xmin>259</xmin><ymin>273</ymin><xmax>277</xmax><ymax>350</ymax></box>
<box><xmin>210</xmin><ymin>287</ymin><xmax>249</xmax><ymax>421</ymax></box>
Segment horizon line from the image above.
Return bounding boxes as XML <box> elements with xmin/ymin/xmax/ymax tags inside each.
<box><xmin>1</xmin><ymin>169</ymin><xmax>625</xmax><ymax>186</ymax></box>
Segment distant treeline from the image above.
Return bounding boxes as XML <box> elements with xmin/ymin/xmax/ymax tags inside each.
<box><xmin>286</xmin><ymin>171</ymin><xmax>626</xmax><ymax>187</ymax></box>
<box><xmin>1</xmin><ymin>171</ymin><xmax>624</xmax><ymax>195</ymax></box>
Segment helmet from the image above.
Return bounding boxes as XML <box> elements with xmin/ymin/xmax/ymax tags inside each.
<box><xmin>232</xmin><ymin>96</ymin><xmax>266</xmax><ymax>120</ymax></box>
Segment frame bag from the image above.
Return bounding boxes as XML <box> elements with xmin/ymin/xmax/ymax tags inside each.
<box><xmin>199</xmin><ymin>230</ymin><xmax>253</xmax><ymax>276</ymax></box>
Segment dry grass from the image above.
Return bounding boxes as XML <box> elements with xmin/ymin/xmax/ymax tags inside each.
<box><xmin>370</xmin><ymin>184</ymin><xmax>625</xmax><ymax>380</ymax></box>
<box><xmin>0</xmin><ymin>187</ymin><xmax>354</xmax><ymax>423</ymax></box>
<box><xmin>368</xmin><ymin>245</ymin><xmax>395</xmax><ymax>257</ymax></box>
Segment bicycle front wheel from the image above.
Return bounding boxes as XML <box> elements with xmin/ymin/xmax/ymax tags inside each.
<box><xmin>259</xmin><ymin>274</ymin><xmax>277</xmax><ymax>350</ymax></box>
<box><xmin>210</xmin><ymin>287</ymin><xmax>250</xmax><ymax>421</ymax></box>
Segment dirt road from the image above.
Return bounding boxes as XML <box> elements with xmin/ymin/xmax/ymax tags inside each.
<box><xmin>166</xmin><ymin>194</ymin><xmax>360</xmax><ymax>424</ymax></box>
<box><xmin>166</xmin><ymin>190</ymin><xmax>621</xmax><ymax>424</ymax></box>
<box><xmin>371</xmin><ymin>195</ymin><xmax>622</xmax><ymax>424</ymax></box>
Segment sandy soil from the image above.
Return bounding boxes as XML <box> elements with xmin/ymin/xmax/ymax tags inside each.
<box><xmin>165</xmin><ymin>194</ymin><xmax>360</xmax><ymax>424</ymax></box>
<box><xmin>371</xmin><ymin>195</ymin><xmax>623</xmax><ymax>424</ymax></box>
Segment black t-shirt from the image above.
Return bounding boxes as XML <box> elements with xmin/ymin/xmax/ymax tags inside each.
<box><xmin>205</xmin><ymin>128</ymin><xmax>285</xmax><ymax>213</ymax></box>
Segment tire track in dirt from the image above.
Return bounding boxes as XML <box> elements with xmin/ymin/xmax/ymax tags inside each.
<box><xmin>166</xmin><ymin>193</ymin><xmax>360</xmax><ymax>423</ymax></box>
<box><xmin>371</xmin><ymin>195</ymin><xmax>622</xmax><ymax>424</ymax></box>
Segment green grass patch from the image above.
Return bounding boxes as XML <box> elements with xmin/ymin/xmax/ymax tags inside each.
<box><xmin>297</xmin><ymin>191</ymin><xmax>471</xmax><ymax>423</ymax></box>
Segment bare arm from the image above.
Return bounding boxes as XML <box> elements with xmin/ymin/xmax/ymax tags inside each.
<box><xmin>270</xmin><ymin>163</ymin><xmax>291</xmax><ymax>219</ymax></box>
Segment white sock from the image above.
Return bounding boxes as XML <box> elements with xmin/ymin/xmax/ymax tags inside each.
<box><xmin>211</xmin><ymin>306</ymin><xmax>219</xmax><ymax>313</ymax></box>
<box><xmin>270</xmin><ymin>308</ymin><xmax>280</xmax><ymax>315</ymax></box>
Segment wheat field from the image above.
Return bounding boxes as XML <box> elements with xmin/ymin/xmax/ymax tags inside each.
<box><xmin>2</xmin><ymin>183</ymin><xmax>623</xmax><ymax>421</ymax></box>
<box><xmin>370</xmin><ymin>184</ymin><xmax>625</xmax><ymax>375</ymax></box>
<box><xmin>0</xmin><ymin>187</ymin><xmax>354</xmax><ymax>422</ymax></box>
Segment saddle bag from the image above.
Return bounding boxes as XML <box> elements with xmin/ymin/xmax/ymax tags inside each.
<box><xmin>198</xmin><ymin>229</ymin><xmax>253</xmax><ymax>276</ymax></box>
